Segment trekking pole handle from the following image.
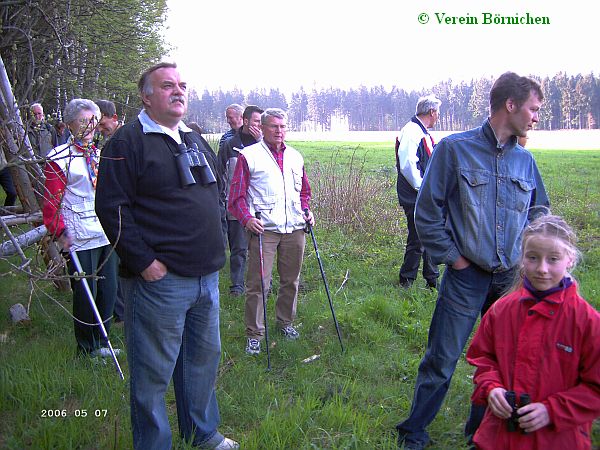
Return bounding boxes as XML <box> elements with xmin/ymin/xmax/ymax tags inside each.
<box><xmin>249</xmin><ymin>211</ymin><xmax>263</xmax><ymax>236</ymax></box>
<box><xmin>303</xmin><ymin>208</ymin><xmax>312</xmax><ymax>232</ymax></box>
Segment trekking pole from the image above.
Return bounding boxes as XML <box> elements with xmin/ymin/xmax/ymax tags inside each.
<box><xmin>255</xmin><ymin>212</ymin><xmax>271</xmax><ymax>370</ymax></box>
<box><xmin>70</xmin><ymin>251</ymin><xmax>125</xmax><ymax>380</ymax></box>
<box><xmin>304</xmin><ymin>209</ymin><xmax>344</xmax><ymax>352</ymax></box>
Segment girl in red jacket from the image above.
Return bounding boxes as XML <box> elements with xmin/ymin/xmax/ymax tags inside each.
<box><xmin>466</xmin><ymin>214</ymin><xmax>600</xmax><ymax>450</ymax></box>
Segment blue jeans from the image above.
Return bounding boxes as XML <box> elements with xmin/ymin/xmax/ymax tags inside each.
<box><xmin>396</xmin><ymin>264</ymin><xmax>515</xmax><ymax>447</ymax></box>
<box><xmin>121</xmin><ymin>271</ymin><xmax>224</xmax><ymax>450</ymax></box>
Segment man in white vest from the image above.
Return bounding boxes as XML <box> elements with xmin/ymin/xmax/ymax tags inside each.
<box><xmin>228</xmin><ymin>108</ymin><xmax>315</xmax><ymax>355</ymax></box>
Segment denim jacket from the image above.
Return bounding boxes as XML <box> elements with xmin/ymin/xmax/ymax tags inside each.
<box><xmin>415</xmin><ymin>119</ymin><xmax>549</xmax><ymax>273</ymax></box>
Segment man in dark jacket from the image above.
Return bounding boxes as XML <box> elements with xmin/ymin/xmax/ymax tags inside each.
<box><xmin>217</xmin><ymin>105</ymin><xmax>263</xmax><ymax>296</ymax></box>
<box><xmin>95</xmin><ymin>62</ymin><xmax>238</xmax><ymax>450</ymax></box>
<box><xmin>28</xmin><ymin>103</ymin><xmax>57</xmax><ymax>159</ymax></box>
<box><xmin>396</xmin><ymin>72</ymin><xmax>549</xmax><ymax>450</ymax></box>
<box><xmin>218</xmin><ymin>103</ymin><xmax>243</xmax><ymax>153</ymax></box>
<box><xmin>95</xmin><ymin>99</ymin><xmax>123</xmax><ymax>149</ymax></box>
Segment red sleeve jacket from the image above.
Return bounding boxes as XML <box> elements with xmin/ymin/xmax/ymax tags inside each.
<box><xmin>466</xmin><ymin>281</ymin><xmax>600</xmax><ymax>450</ymax></box>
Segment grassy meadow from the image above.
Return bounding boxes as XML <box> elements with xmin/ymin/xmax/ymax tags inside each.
<box><xmin>0</xmin><ymin>142</ymin><xmax>599</xmax><ymax>449</ymax></box>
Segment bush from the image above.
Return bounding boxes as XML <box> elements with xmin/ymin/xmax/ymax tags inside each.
<box><xmin>310</xmin><ymin>148</ymin><xmax>402</xmax><ymax>241</ymax></box>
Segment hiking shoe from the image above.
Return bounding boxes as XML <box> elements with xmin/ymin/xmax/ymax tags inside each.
<box><xmin>90</xmin><ymin>347</ymin><xmax>121</xmax><ymax>358</ymax></box>
<box><xmin>426</xmin><ymin>279</ymin><xmax>438</xmax><ymax>290</ymax></box>
<box><xmin>281</xmin><ymin>325</ymin><xmax>300</xmax><ymax>340</ymax></box>
<box><xmin>245</xmin><ymin>338</ymin><xmax>261</xmax><ymax>355</ymax></box>
<box><xmin>397</xmin><ymin>432</ymin><xmax>428</xmax><ymax>450</ymax></box>
<box><xmin>398</xmin><ymin>435</ymin><xmax>427</xmax><ymax>450</ymax></box>
<box><xmin>214</xmin><ymin>437</ymin><xmax>239</xmax><ymax>449</ymax></box>
<box><xmin>399</xmin><ymin>276</ymin><xmax>414</xmax><ymax>289</ymax></box>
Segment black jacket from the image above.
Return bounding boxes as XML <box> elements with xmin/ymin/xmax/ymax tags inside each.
<box><xmin>216</xmin><ymin>127</ymin><xmax>259</xmax><ymax>211</ymax></box>
<box><xmin>95</xmin><ymin>119</ymin><xmax>225</xmax><ymax>277</ymax></box>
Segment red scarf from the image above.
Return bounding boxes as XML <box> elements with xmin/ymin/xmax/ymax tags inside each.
<box><xmin>73</xmin><ymin>140</ymin><xmax>99</xmax><ymax>189</ymax></box>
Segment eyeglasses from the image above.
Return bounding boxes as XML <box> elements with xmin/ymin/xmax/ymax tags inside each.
<box><xmin>71</xmin><ymin>116</ymin><xmax>98</xmax><ymax>136</ymax></box>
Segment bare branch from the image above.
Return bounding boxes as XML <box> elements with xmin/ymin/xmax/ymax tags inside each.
<box><xmin>335</xmin><ymin>270</ymin><xmax>350</xmax><ymax>295</ymax></box>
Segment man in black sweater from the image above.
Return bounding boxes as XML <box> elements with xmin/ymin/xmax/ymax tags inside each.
<box><xmin>95</xmin><ymin>62</ymin><xmax>238</xmax><ymax>450</ymax></box>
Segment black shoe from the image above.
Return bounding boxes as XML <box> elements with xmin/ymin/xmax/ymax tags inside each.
<box><xmin>426</xmin><ymin>280</ymin><xmax>438</xmax><ymax>290</ymax></box>
<box><xmin>399</xmin><ymin>277</ymin><xmax>414</xmax><ymax>289</ymax></box>
<box><xmin>397</xmin><ymin>434</ymin><xmax>426</xmax><ymax>450</ymax></box>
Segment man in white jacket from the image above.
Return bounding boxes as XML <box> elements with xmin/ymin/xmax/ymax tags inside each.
<box><xmin>395</xmin><ymin>94</ymin><xmax>441</xmax><ymax>289</ymax></box>
<box><xmin>228</xmin><ymin>108</ymin><xmax>314</xmax><ymax>355</ymax></box>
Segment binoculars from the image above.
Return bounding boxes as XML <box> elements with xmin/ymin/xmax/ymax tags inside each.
<box><xmin>505</xmin><ymin>391</ymin><xmax>531</xmax><ymax>433</ymax></box>
<box><xmin>175</xmin><ymin>143</ymin><xmax>217</xmax><ymax>188</ymax></box>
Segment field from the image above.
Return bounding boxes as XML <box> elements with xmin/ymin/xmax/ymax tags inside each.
<box><xmin>1</xmin><ymin>142</ymin><xmax>599</xmax><ymax>449</ymax></box>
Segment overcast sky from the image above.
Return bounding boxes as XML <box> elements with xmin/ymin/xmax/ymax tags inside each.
<box><xmin>164</xmin><ymin>0</ymin><xmax>597</xmax><ymax>94</ymax></box>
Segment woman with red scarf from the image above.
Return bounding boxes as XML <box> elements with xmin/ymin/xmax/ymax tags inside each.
<box><xmin>43</xmin><ymin>98</ymin><xmax>119</xmax><ymax>358</ymax></box>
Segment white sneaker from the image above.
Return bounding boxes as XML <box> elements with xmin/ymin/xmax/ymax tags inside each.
<box><xmin>90</xmin><ymin>347</ymin><xmax>121</xmax><ymax>358</ymax></box>
<box><xmin>245</xmin><ymin>338</ymin><xmax>260</xmax><ymax>355</ymax></box>
<box><xmin>214</xmin><ymin>437</ymin><xmax>239</xmax><ymax>449</ymax></box>
<box><xmin>281</xmin><ymin>325</ymin><xmax>300</xmax><ymax>340</ymax></box>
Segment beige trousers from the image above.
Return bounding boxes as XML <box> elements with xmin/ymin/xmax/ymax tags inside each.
<box><xmin>245</xmin><ymin>229</ymin><xmax>305</xmax><ymax>339</ymax></box>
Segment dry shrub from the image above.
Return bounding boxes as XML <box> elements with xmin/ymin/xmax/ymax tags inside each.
<box><xmin>310</xmin><ymin>149</ymin><xmax>403</xmax><ymax>239</ymax></box>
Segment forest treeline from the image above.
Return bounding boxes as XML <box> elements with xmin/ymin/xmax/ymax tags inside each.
<box><xmin>188</xmin><ymin>73</ymin><xmax>600</xmax><ymax>133</ymax></box>
<box><xmin>2</xmin><ymin>1</ymin><xmax>598</xmax><ymax>133</ymax></box>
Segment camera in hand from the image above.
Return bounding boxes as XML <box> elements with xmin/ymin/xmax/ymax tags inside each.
<box><xmin>175</xmin><ymin>143</ymin><xmax>217</xmax><ymax>188</ymax></box>
<box><xmin>505</xmin><ymin>391</ymin><xmax>531</xmax><ymax>433</ymax></box>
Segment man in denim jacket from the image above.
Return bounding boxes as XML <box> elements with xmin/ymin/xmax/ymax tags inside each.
<box><xmin>396</xmin><ymin>72</ymin><xmax>549</xmax><ymax>450</ymax></box>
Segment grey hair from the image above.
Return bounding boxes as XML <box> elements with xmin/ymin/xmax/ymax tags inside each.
<box><xmin>138</xmin><ymin>62</ymin><xmax>178</xmax><ymax>96</ymax></box>
<box><xmin>261</xmin><ymin>108</ymin><xmax>288</xmax><ymax>125</ymax></box>
<box><xmin>31</xmin><ymin>102</ymin><xmax>43</xmax><ymax>111</ymax></box>
<box><xmin>415</xmin><ymin>94</ymin><xmax>442</xmax><ymax>116</ymax></box>
<box><xmin>225</xmin><ymin>104</ymin><xmax>244</xmax><ymax>115</ymax></box>
<box><xmin>63</xmin><ymin>99</ymin><xmax>100</xmax><ymax>125</ymax></box>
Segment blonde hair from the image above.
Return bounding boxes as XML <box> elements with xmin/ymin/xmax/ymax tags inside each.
<box><xmin>507</xmin><ymin>214</ymin><xmax>580</xmax><ymax>293</ymax></box>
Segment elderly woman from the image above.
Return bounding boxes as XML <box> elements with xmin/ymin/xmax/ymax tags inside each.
<box><xmin>42</xmin><ymin>98</ymin><xmax>119</xmax><ymax>358</ymax></box>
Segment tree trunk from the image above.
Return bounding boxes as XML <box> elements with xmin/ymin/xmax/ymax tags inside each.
<box><xmin>0</xmin><ymin>55</ymin><xmax>69</xmax><ymax>291</ymax></box>
<box><xmin>0</xmin><ymin>224</ymin><xmax>47</xmax><ymax>257</ymax></box>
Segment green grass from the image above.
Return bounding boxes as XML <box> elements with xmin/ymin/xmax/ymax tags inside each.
<box><xmin>1</xmin><ymin>145</ymin><xmax>599</xmax><ymax>449</ymax></box>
